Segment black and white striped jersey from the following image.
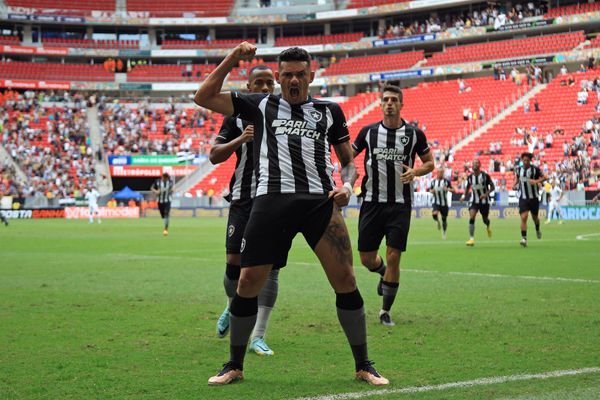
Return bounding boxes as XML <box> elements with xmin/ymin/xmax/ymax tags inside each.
<box><xmin>466</xmin><ymin>172</ymin><xmax>494</xmax><ymax>205</ymax></box>
<box><xmin>231</xmin><ymin>93</ymin><xmax>350</xmax><ymax>196</ymax></box>
<box><xmin>214</xmin><ymin>116</ymin><xmax>256</xmax><ymax>201</ymax></box>
<box><xmin>515</xmin><ymin>165</ymin><xmax>542</xmax><ymax>200</ymax></box>
<box><xmin>152</xmin><ymin>178</ymin><xmax>173</xmax><ymax>203</ymax></box>
<box><xmin>352</xmin><ymin>120</ymin><xmax>430</xmax><ymax>205</ymax></box>
<box><xmin>429</xmin><ymin>178</ymin><xmax>452</xmax><ymax>207</ymax></box>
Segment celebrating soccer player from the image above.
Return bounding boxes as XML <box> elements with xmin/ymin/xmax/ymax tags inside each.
<box><xmin>85</xmin><ymin>186</ymin><xmax>101</xmax><ymax>224</ymax></box>
<box><xmin>195</xmin><ymin>42</ymin><xmax>388</xmax><ymax>386</ymax></box>
<box><xmin>514</xmin><ymin>152</ymin><xmax>546</xmax><ymax>247</ymax></box>
<box><xmin>209</xmin><ymin>65</ymin><xmax>280</xmax><ymax>356</ymax></box>
<box><xmin>460</xmin><ymin>159</ymin><xmax>495</xmax><ymax>246</ymax></box>
<box><xmin>151</xmin><ymin>172</ymin><xmax>173</xmax><ymax>236</ymax></box>
<box><xmin>429</xmin><ymin>167</ymin><xmax>455</xmax><ymax>240</ymax></box>
<box><xmin>352</xmin><ymin>85</ymin><xmax>434</xmax><ymax>326</ymax></box>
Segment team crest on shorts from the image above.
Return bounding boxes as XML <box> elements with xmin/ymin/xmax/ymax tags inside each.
<box><xmin>309</xmin><ymin>110</ymin><xmax>323</xmax><ymax>122</ymax></box>
<box><xmin>240</xmin><ymin>238</ymin><xmax>246</xmax><ymax>253</ymax></box>
<box><xmin>400</xmin><ymin>136</ymin><xmax>410</xmax><ymax>146</ymax></box>
<box><xmin>228</xmin><ymin>224</ymin><xmax>235</xmax><ymax>237</ymax></box>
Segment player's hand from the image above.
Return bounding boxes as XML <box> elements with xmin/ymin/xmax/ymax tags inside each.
<box><xmin>328</xmin><ymin>186</ymin><xmax>351</xmax><ymax>207</ymax></box>
<box><xmin>459</xmin><ymin>195</ymin><xmax>465</xmax><ymax>203</ymax></box>
<box><xmin>240</xmin><ymin>125</ymin><xmax>254</xmax><ymax>143</ymax></box>
<box><xmin>400</xmin><ymin>164</ymin><xmax>415</xmax><ymax>183</ymax></box>
<box><xmin>479</xmin><ymin>194</ymin><xmax>487</xmax><ymax>200</ymax></box>
<box><xmin>232</xmin><ymin>41</ymin><xmax>257</xmax><ymax>62</ymax></box>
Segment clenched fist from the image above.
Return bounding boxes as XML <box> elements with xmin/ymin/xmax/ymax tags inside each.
<box><xmin>232</xmin><ymin>41</ymin><xmax>257</xmax><ymax>62</ymax></box>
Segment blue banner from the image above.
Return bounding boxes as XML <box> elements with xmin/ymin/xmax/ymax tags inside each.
<box><xmin>372</xmin><ymin>34</ymin><xmax>436</xmax><ymax>48</ymax></box>
<box><xmin>370</xmin><ymin>68</ymin><xmax>433</xmax><ymax>81</ymax></box>
<box><xmin>560</xmin><ymin>206</ymin><xmax>600</xmax><ymax>220</ymax></box>
<box><xmin>108</xmin><ymin>155</ymin><xmax>132</xmax><ymax>166</ymax></box>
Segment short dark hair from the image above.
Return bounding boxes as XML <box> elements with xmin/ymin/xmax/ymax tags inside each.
<box><xmin>249</xmin><ymin>64</ymin><xmax>272</xmax><ymax>76</ymax></box>
<box><xmin>521</xmin><ymin>152</ymin><xmax>534</xmax><ymax>160</ymax></box>
<box><xmin>278</xmin><ymin>47</ymin><xmax>311</xmax><ymax>66</ymax></box>
<box><xmin>381</xmin><ymin>84</ymin><xmax>403</xmax><ymax>102</ymax></box>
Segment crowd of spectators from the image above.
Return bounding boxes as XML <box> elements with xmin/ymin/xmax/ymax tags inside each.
<box><xmin>380</xmin><ymin>2</ymin><xmax>546</xmax><ymax>38</ymax></box>
<box><xmin>99</xmin><ymin>95</ymin><xmax>218</xmax><ymax>156</ymax></box>
<box><xmin>1</xmin><ymin>90</ymin><xmax>96</xmax><ymax>199</ymax></box>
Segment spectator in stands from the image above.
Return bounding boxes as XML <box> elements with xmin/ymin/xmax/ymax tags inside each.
<box><xmin>459</xmin><ymin>78</ymin><xmax>465</xmax><ymax>93</ymax></box>
<box><xmin>534</xmin><ymin>99</ymin><xmax>540</xmax><ymax>112</ymax></box>
<box><xmin>560</xmin><ymin>64</ymin><xmax>568</xmax><ymax>75</ymax></box>
<box><xmin>524</xmin><ymin>102</ymin><xmax>530</xmax><ymax>113</ymax></box>
<box><xmin>577</xmin><ymin>89</ymin><xmax>588</xmax><ymax>105</ymax></box>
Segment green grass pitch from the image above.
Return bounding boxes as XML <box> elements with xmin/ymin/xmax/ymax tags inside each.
<box><xmin>1</xmin><ymin>216</ymin><xmax>599</xmax><ymax>399</ymax></box>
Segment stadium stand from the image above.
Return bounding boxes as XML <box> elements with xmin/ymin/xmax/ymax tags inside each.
<box><xmin>585</xmin><ymin>36</ymin><xmax>600</xmax><ymax>49</ymax></box>
<box><xmin>347</xmin><ymin>0</ymin><xmax>409</xmax><ymax>8</ymax></box>
<box><xmin>5</xmin><ymin>0</ymin><xmax>116</xmax><ymax>13</ymax></box>
<box><xmin>426</xmin><ymin>31</ymin><xmax>585</xmax><ymax>66</ymax></box>
<box><xmin>0</xmin><ymin>61</ymin><xmax>115</xmax><ymax>82</ymax></box>
<box><xmin>546</xmin><ymin>2</ymin><xmax>600</xmax><ymax>17</ymax></box>
<box><xmin>161</xmin><ymin>38</ymin><xmax>256</xmax><ymax>49</ymax></box>
<box><xmin>0</xmin><ymin>35</ymin><xmax>20</xmax><ymax>45</ymax></box>
<box><xmin>126</xmin><ymin>0</ymin><xmax>234</xmax><ymax>17</ymax></box>
<box><xmin>274</xmin><ymin>33</ymin><xmax>364</xmax><ymax>47</ymax></box>
<box><xmin>1</xmin><ymin>93</ymin><xmax>96</xmax><ymax>198</ymax></box>
<box><xmin>42</xmin><ymin>38</ymin><xmax>139</xmax><ymax>50</ymax></box>
<box><xmin>100</xmin><ymin>101</ymin><xmax>223</xmax><ymax>156</ymax></box>
<box><xmin>322</xmin><ymin>51</ymin><xmax>424</xmax><ymax>76</ymax></box>
<box><xmin>451</xmin><ymin>71</ymin><xmax>600</xmax><ymax>191</ymax></box>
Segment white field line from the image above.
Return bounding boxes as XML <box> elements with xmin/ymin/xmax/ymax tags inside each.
<box><xmin>289</xmin><ymin>262</ymin><xmax>600</xmax><ymax>284</ymax></box>
<box><xmin>290</xmin><ymin>367</ymin><xmax>600</xmax><ymax>400</ymax></box>
<box><xmin>575</xmin><ymin>232</ymin><xmax>600</xmax><ymax>241</ymax></box>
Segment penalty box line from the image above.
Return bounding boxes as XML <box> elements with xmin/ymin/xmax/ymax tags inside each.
<box><xmin>291</xmin><ymin>367</ymin><xmax>600</xmax><ymax>400</ymax></box>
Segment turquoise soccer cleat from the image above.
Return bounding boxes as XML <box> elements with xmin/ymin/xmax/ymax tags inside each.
<box><xmin>249</xmin><ymin>336</ymin><xmax>274</xmax><ymax>356</ymax></box>
<box><xmin>216</xmin><ymin>306</ymin><xmax>230</xmax><ymax>338</ymax></box>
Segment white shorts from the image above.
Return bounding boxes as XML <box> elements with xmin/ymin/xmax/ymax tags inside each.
<box><xmin>89</xmin><ymin>205</ymin><xmax>99</xmax><ymax>214</ymax></box>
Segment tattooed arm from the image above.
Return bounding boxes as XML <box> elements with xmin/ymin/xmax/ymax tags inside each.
<box><xmin>329</xmin><ymin>142</ymin><xmax>357</xmax><ymax>207</ymax></box>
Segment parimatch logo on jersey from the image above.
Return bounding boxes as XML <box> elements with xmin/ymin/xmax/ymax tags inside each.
<box><xmin>373</xmin><ymin>147</ymin><xmax>408</xmax><ymax>161</ymax></box>
<box><xmin>272</xmin><ymin>119</ymin><xmax>322</xmax><ymax>140</ymax></box>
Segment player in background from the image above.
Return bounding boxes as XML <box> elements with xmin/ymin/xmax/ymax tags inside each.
<box><xmin>151</xmin><ymin>172</ymin><xmax>173</xmax><ymax>236</ymax></box>
<box><xmin>352</xmin><ymin>85</ymin><xmax>434</xmax><ymax>326</ymax></box>
<box><xmin>85</xmin><ymin>186</ymin><xmax>101</xmax><ymax>224</ymax></box>
<box><xmin>546</xmin><ymin>179</ymin><xmax>564</xmax><ymax>224</ymax></box>
<box><xmin>195</xmin><ymin>42</ymin><xmax>388</xmax><ymax>386</ymax></box>
<box><xmin>0</xmin><ymin>211</ymin><xmax>8</xmax><ymax>226</ymax></box>
<box><xmin>460</xmin><ymin>159</ymin><xmax>495</xmax><ymax>246</ymax></box>
<box><xmin>209</xmin><ymin>65</ymin><xmax>280</xmax><ymax>356</ymax></box>
<box><xmin>514</xmin><ymin>152</ymin><xmax>546</xmax><ymax>247</ymax></box>
<box><xmin>429</xmin><ymin>167</ymin><xmax>455</xmax><ymax>240</ymax></box>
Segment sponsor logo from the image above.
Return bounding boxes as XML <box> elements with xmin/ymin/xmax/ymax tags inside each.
<box><xmin>373</xmin><ymin>147</ymin><xmax>408</xmax><ymax>161</ymax></box>
<box><xmin>272</xmin><ymin>119</ymin><xmax>322</xmax><ymax>140</ymax></box>
<box><xmin>228</xmin><ymin>224</ymin><xmax>235</xmax><ymax>237</ymax></box>
<box><xmin>240</xmin><ymin>238</ymin><xmax>246</xmax><ymax>252</ymax></box>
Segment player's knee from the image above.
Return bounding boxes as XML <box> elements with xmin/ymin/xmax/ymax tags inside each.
<box><xmin>237</xmin><ymin>270</ymin><xmax>265</xmax><ymax>296</ymax></box>
<box><xmin>333</xmin><ymin>269</ymin><xmax>357</xmax><ymax>292</ymax></box>
<box><xmin>359</xmin><ymin>252</ymin><xmax>377</xmax><ymax>268</ymax></box>
<box><xmin>469</xmin><ymin>218</ymin><xmax>475</xmax><ymax>224</ymax></box>
<box><xmin>385</xmin><ymin>248</ymin><xmax>401</xmax><ymax>267</ymax></box>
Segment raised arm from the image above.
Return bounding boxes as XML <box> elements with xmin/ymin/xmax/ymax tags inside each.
<box><xmin>193</xmin><ymin>42</ymin><xmax>257</xmax><ymax>116</ymax></box>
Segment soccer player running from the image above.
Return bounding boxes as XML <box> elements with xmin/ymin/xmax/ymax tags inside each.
<box><xmin>0</xmin><ymin>211</ymin><xmax>8</xmax><ymax>226</ymax></box>
<box><xmin>353</xmin><ymin>85</ymin><xmax>434</xmax><ymax>327</ymax></box>
<box><xmin>151</xmin><ymin>172</ymin><xmax>173</xmax><ymax>236</ymax></box>
<box><xmin>85</xmin><ymin>186</ymin><xmax>101</xmax><ymax>224</ymax></box>
<box><xmin>514</xmin><ymin>152</ymin><xmax>546</xmax><ymax>247</ymax></box>
<box><xmin>195</xmin><ymin>42</ymin><xmax>388</xmax><ymax>386</ymax></box>
<box><xmin>429</xmin><ymin>167</ymin><xmax>455</xmax><ymax>240</ymax></box>
<box><xmin>460</xmin><ymin>159</ymin><xmax>495</xmax><ymax>246</ymax></box>
<box><xmin>545</xmin><ymin>178</ymin><xmax>564</xmax><ymax>224</ymax></box>
<box><xmin>209</xmin><ymin>65</ymin><xmax>280</xmax><ymax>356</ymax></box>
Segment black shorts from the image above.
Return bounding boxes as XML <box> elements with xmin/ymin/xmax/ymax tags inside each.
<box><xmin>358</xmin><ymin>201</ymin><xmax>412</xmax><ymax>253</ymax></box>
<box><xmin>158</xmin><ymin>202</ymin><xmax>171</xmax><ymax>218</ymax></box>
<box><xmin>241</xmin><ymin>194</ymin><xmax>333</xmax><ymax>268</ymax></box>
<box><xmin>469</xmin><ymin>203</ymin><xmax>490</xmax><ymax>218</ymax></box>
<box><xmin>226</xmin><ymin>198</ymin><xmax>253</xmax><ymax>254</ymax></box>
<box><xmin>519</xmin><ymin>198</ymin><xmax>540</xmax><ymax>215</ymax></box>
<box><xmin>432</xmin><ymin>204</ymin><xmax>449</xmax><ymax>217</ymax></box>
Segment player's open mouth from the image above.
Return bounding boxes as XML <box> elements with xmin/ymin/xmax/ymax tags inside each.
<box><xmin>290</xmin><ymin>87</ymin><xmax>300</xmax><ymax>97</ymax></box>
